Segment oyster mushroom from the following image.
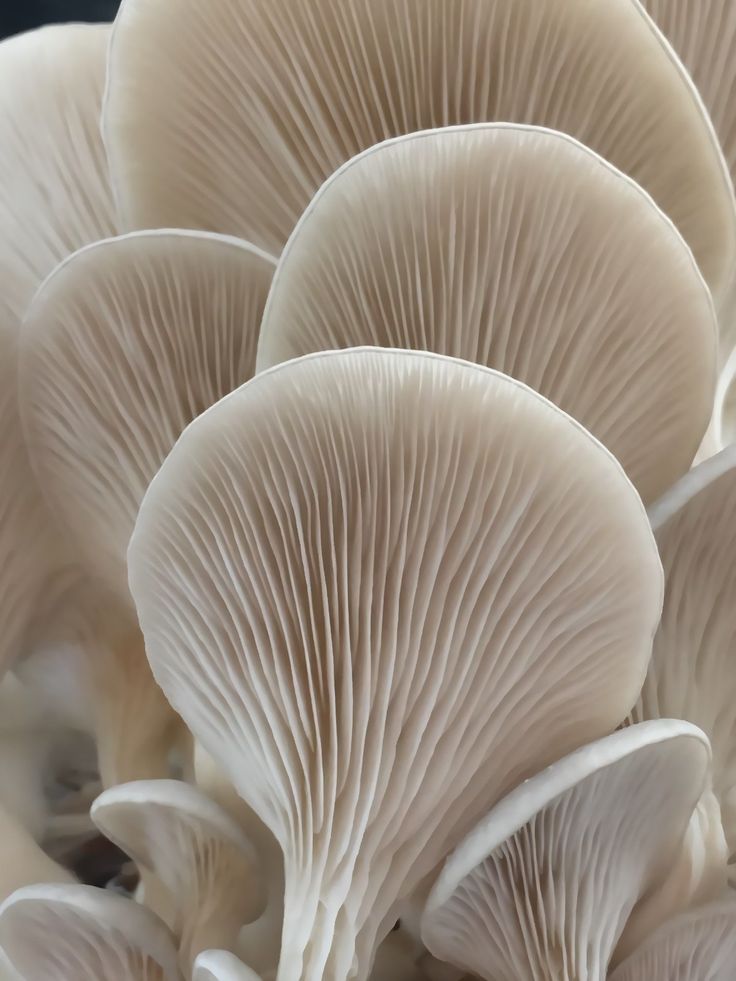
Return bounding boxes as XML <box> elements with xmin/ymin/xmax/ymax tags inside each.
<box><xmin>610</xmin><ymin>897</ymin><xmax>736</xmax><ymax>981</ymax></box>
<box><xmin>0</xmin><ymin>884</ymin><xmax>181</xmax><ymax>980</ymax></box>
<box><xmin>0</xmin><ymin>22</ymin><xmax>116</xmax><ymax>330</ymax></box>
<box><xmin>91</xmin><ymin>780</ymin><xmax>265</xmax><ymax>973</ymax></box>
<box><xmin>18</xmin><ymin>229</ymin><xmax>275</xmax><ymax>786</ymax></box>
<box><xmin>104</xmin><ymin>0</ymin><xmax>735</xmax><ymax>305</ymax></box>
<box><xmin>421</xmin><ymin>720</ymin><xmax>710</xmax><ymax>980</ymax></box>
<box><xmin>128</xmin><ymin>348</ymin><xmax>662</xmax><ymax>980</ymax></box>
<box><xmin>258</xmin><ymin>123</ymin><xmax>717</xmax><ymax>502</ymax></box>
<box><xmin>631</xmin><ymin>444</ymin><xmax>736</xmax><ymax>873</ymax></box>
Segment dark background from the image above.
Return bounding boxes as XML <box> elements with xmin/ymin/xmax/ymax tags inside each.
<box><xmin>0</xmin><ymin>1</ymin><xmax>120</xmax><ymax>39</ymax></box>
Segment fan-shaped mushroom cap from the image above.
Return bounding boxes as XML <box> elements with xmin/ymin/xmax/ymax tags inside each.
<box><xmin>632</xmin><ymin>445</ymin><xmax>736</xmax><ymax>868</ymax></box>
<box><xmin>128</xmin><ymin>348</ymin><xmax>663</xmax><ymax>980</ymax></box>
<box><xmin>0</xmin><ymin>884</ymin><xmax>181</xmax><ymax>980</ymax></box>
<box><xmin>0</xmin><ymin>23</ymin><xmax>116</xmax><ymax>329</ymax></box>
<box><xmin>610</xmin><ymin>897</ymin><xmax>736</xmax><ymax>981</ymax></box>
<box><xmin>194</xmin><ymin>951</ymin><xmax>263</xmax><ymax>981</ymax></box>
<box><xmin>104</xmin><ymin>0</ymin><xmax>735</xmax><ymax>301</ymax></box>
<box><xmin>20</xmin><ymin>229</ymin><xmax>275</xmax><ymax>604</ymax></box>
<box><xmin>258</xmin><ymin>124</ymin><xmax>716</xmax><ymax>503</ymax></box>
<box><xmin>91</xmin><ymin>780</ymin><xmax>265</xmax><ymax>970</ymax></box>
<box><xmin>421</xmin><ymin>720</ymin><xmax>710</xmax><ymax>980</ymax></box>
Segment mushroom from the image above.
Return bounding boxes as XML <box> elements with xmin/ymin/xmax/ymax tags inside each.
<box><xmin>128</xmin><ymin>348</ymin><xmax>663</xmax><ymax>980</ymax></box>
<box><xmin>0</xmin><ymin>884</ymin><xmax>181</xmax><ymax>980</ymax></box>
<box><xmin>91</xmin><ymin>780</ymin><xmax>265</xmax><ymax>974</ymax></box>
<box><xmin>610</xmin><ymin>897</ymin><xmax>736</xmax><ymax>981</ymax></box>
<box><xmin>0</xmin><ymin>806</ymin><xmax>75</xmax><ymax>904</ymax></box>
<box><xmin>257</xmin><ymin>123</ymin><xmax>717</xmax><ymax>502</ymax></box>
<box><xmin>194</xmin><ymin>950</ymin><xmax>263</xmax><ymax>981</ymax></box>
<box><xmin>0</xmin><ymin>23</ymin><xmax>116</xmax><ymax>330</ymax></box>
<box><xmin>420</xmin><ymin>720</ymin><xmax>710</xmax><ymax>980</ymax></box>
<box><xmin>104</xmin><ymin>0</ymin><xmax>735</xmax><ymax>306</ymax></box>
<box><xmin>18</xmin><ymin>229</ymin><xmax>275</xmax><ymax>786</ymax></box>
<box><xmin>630</xmin><ymin>444</ymin><xmax>736</xmax><ymax>873</ymax></box>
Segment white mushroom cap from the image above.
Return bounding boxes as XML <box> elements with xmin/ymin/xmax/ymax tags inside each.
<box><xmin>421</xmin><ymin>720</ymin><xmax>710</xmax><ymax>980</ymax></box>
<box><xmin>20</xmin><ymin>229</ymin><xmax>275</xmax><ymax>605</ymax></box>
<box><xmin>91</xmin><ymin>780</ymin><xmax>265</xmax><ymax>970</ymax></box>
<box><xmin>0</xmin><ymin>884</ymin><xmax>181</xmax><ymax>980</ymax></box>
<box><xmin>128</xmin><ymin>348</ymin><xmax>663</xmax><ymax>980</ymax></box>
<box><xmin>258</xmin><ymin>123</ymin><xmax>717</xmax><ymax>502</ymax></box>
<box><xmin>0</xmin><ymin>23</ymin><xmax>116</xmax><ymax>329</ymax></box>
<box><xmin>610</xmin><ymin>897</ymin><xmax>736</xmax><ymax>981</ymax></box>
<box><xmin>194</xmin><ymin>951</ymin><xmax>263</xmax><ymax>981</ymax></box>
<box><xmin>633</xmin><ymin>444</ymin><xmax>736</xmax><ymax>868</ymax></box>
<box><xmin>103</xmin><ymin>0</ymin><xmax>735</xmax><ymax>301</ymax></box>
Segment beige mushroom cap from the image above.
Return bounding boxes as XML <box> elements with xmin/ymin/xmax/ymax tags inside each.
<box><xmin>610</xmin><ymin>897</ymin><xmax>736</xmax><ymax>981</ymax></box>
<box><xmin>0</xmin><ymin>884</ymin><xmax>182</xmax><ymax>980</ymax></box>
<box><xmin>421</xmin><ymin>720</ymin><xmax>710</xmax><ymax>980</ymax></box>
<box><xmin>104</xmin><ymin>0</ymin><xmax>735</xmax><ymax>301</ymax></box>
<box><xmin>20</xmin><ymin>229</ymin><xmax>275</xmax><ymax>605</ymax></box>
<box><xmin>632</xmin><ymin>445</ymin><xmax>736</xmax><ymax>870</ymax></box>
<box><xmin>258</xmin><ymin>123</ymin><xmax>717</xmax><ymax>502</ymax></box>
<box><xmin>0</xmin><ymin>23</ymin><xmax>116</xmax><ymax>329</ymax></box>
<box><xmin>128</xmin><ymin>348</ymin><xmax>662</xmax><ymax>980</ymax></box>
<box><xmin>91</xmin><ymin>780</ymin><xmax>265</xmax><ymax>970</ymax></box>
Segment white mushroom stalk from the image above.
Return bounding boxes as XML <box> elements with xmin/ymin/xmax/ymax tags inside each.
<box><xmin>103</xmin><ymin>0</ymin><xmax>735</xmax><ymax>304</ymax></box>
<box><xmin>128</xmin><ymin>348</ymin><xmax>663</xmax><ymax>981</ymax></box>
<box><xmin>610</xmin><ymin>897</ymin><xmax>736</xmax><ymax>981</ymax></box>
<box><xmin>421</xmin><ymin>720</ymin><xmax>711</xmax><ymax>980</ymax></box>
<box><xmin>632</xmin><ymin>444</ymin><xmax>736</xmax><ymax>873</ymax></box>
<box><xmin>0</xmin><ymin>884</ymin><xmax>182</xmax><ymax>980</ymax></box>
<box><xmin>258</xmin><ymin>123</ymin><xmax>717</xmax><ymax>503</ymax></box>
<box><xmin>91</xmin><ymin>780</ymin><xmax>265</xmax><ymax>975</ymax></box>
<box><xmin>18</xmin><ymin>229</ymin><xmax>275</xmax><ymax>786</ymax></box>
<box><xmin>193</xmin><ymin>950</ymin><xmax>264</xmax><ymax>981</ymax></box>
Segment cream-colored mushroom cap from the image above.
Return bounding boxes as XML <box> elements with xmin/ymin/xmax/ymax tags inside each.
<box><xmin>632</xmin><ymin>444</ymin><xmax>736</xmax><ymax>870</ymax></box>
<box><xmin>104</xmin><ymin>0</ymin><xmax>735</xmax><ymax>301</ymax></box>
<box><xmin>20</xmin><ymin>229</ymin><xmax>275</xmax><ymax>605</ymax></box>
<box><xmin>422</xmin><ymin>720</ymin><xmax>710</xmax><ymax>980</ymax></box>
<box><xmin>194</xmin><ymin>950</ymin><xmax>263</xmax><ymax>981</ymax></box>
<box><xmin>91</xmin><ymin>780</ymin><xmax>265</xmax><ymax>969</ymax></box>
<box><xmin>128</xmin><ymin>348</ymin><xmax>662</xmax><ymax>980</ymax></box>
<box><xmin>0</xmin><ymin>884</ymin><xmax>182</xmax><ymax>980</ymax></box>
<box><xmin>258</xmin><ymin>124</ymin><xmax>716</xmax><ymax>502</ymax></box>
<box><xmin>610</xmin><ymin>897</ymin><xmax>736</xmax><ymax>981</ymax></box>
<box><xmin>0</xmin><ymin>23</ymin><xmax>116</xmax><ymax>328</ymax></box>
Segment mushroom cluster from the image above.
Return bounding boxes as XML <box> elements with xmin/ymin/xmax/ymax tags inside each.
<box><xmin>0</xmin><ymin>1</ymin><xmax>736</xmax><ymax>979</ymax></box>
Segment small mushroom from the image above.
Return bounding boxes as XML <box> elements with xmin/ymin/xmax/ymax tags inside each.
<box><xmin>193</xmin><ymin>950</ymin><xmax>264</xmax><ymax>981</ymax></box>
<box><xmin>91</xmin><ymin>780</ymin><xmax>265</xmax><ymax>974</ymax></box>
<box><xmin>421</xmin><ymin>720</ymin><xmax>711</xmax><ymax>980</ymax></box>
<box><xmin>128</xmin><ymin>348</ymin><xmax>662</xmax><ymax>979</ymax></box>
<box><xmin>0</xmin><ymin>883</ymin><xmax>181</xmax><ymax>980</ymax></box>
<box><xmin>610</xmin><ymin>897</ymin><xmax>736</xmax><ymax>981</ymax></box>
<box><xmin>18</xmin><ymin>229</ymin><xmax>275</xmax><ymax>786</ymax></box>
<box><xmin>104</xmin><ymin>0</ymin><xmax>735</xmax><ymax>303</ymax></box>
<box><xmin>0</xmin><ymin>23</ymin><xmax>116</xmax><ymax>330</ymax></box>
<box><xmin>258</xmin><ymin>123</ymin><xmax>717</xmax><ymax>502</ymax></box>
<box><xmin>631</xmin><ymin>444</ymin><xmax>736</xmax><ymax>872</ymax></box>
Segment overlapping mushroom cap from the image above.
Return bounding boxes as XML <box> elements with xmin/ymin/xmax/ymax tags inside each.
<box><xmin>258</xmin><ymin>123</ymin><xmax>716</xmax><ymax>502</ymax></box>
<box><xmin>103</xmin><ymin>0</ymin><xmax>735</xmax><ymax>304</ymax></box>
<box><xmin>128</xmin><ymin>348</ymin><xmax>663</xmax><ymax>980</ymax></box>
<box><xmin>610</xmin><ymin>898</ymin><xmax>736</xmax><ymax>981</ymax></box>
<box><xmin>0</xmin><ymin>884</ymin><xmax>181</xmax><ymax>980</ymax></box>
<box><xmin>632</xmin><ymin>445</ymin><xmax>736</xmax><ymax>867</ymax></box>
<box><xmin>91</xmin><ymin>780</ymin><xmax>265</xmax><ymax>970</ymax></box>
<box><xmin>20</xmin><ymin>229</ymin><xmax>275</xmax><ymax>604</ymax></box>
<box><xmin>0</xmin><ymin>22</ymin><xmax>116</xmax><ymax>329</ymax></box>
<box><xmin>421</xmin><ymin>720</ymin><xmax>710</xmax><ymax>980</ymax></box>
